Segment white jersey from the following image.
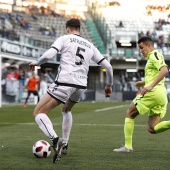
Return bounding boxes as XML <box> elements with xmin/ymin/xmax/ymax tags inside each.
<box><xmin>51</xmin><ymin>34</ymin><xmax>106</xmax><ymax>89</ymax></box>
<box><xmin>36</xmin><ymin>34</ymin><xmax>113</xmax><ymax>89</ymax></box>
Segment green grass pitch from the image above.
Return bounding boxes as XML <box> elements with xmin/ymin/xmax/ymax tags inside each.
<box><xmin>0</xmin><ymin>101</ymin><xmax>170</xmax><ymax>170</ymax></box>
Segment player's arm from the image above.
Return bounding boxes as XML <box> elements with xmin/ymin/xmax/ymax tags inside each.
<box><xmin>92</xmin><ymin>47</ymin><xmax>113</xmax><ymax>97</ymax></box>
<box><xmin>29</xmin><ymin>48</ymin><xmax>58</xmax><ymax>71</ymax></box>
<box><xmin>29</xmin><ymin>35</ymin><xmax>64</xmax><ymax>71</ymax></box>
<box><xmin>99</xmin><ymin>59</ymin><xmax>113</xmax><ymax>97</ymax></box>
<box><xmin>150</xmin><ymin>66</ymin><xmax>168</xmax><ymax>88</ymax></box>
<box><xmin>135</xmin><ymin>80</ymin><xmax>145</xmax><ymax>89</ymax></box>
<box><xmin>141</xmin><ymin>66</ymin><xmax>168</xmax><ymax>95</ymax></box>
<box><xmin>99</xmin><ymin>59</ymin><xmax>113</xmax><ymax>86</ymax></box>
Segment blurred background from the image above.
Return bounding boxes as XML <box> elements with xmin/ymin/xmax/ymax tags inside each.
<box><xmin>1</xmin><ymin>0</ymin><xmax>170</xmax><ymax>106</ymax></box>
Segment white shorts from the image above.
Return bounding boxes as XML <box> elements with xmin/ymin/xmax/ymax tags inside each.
<box><xmin>47</xmin><ymin>83</ymin><xmax>86</xmax><ymax>103</ymax></box>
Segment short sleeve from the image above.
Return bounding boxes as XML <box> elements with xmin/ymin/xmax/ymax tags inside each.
<box><xmin>91</xmin><ymin>46</ymin><xmax>105</xmax><ymax>64</ymax></box>
<box><xmin>50</xmin><ymin>36</ymin><xmax>64</xmax><ymax>51</ymax></box>
<box><xmin>150</xmin><ymin>52</ymin><xmax>167</xmax><ymax>70</ymax></box>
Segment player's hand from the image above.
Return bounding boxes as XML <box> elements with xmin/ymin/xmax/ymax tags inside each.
<box><xmin>140</xmin><ymin>86</ymin><xmax>153</xmax><ymax>96</ymax></box>
<box><xmin>134</xmin><ymin>81</ymin><xmax>144</xmax><ymax>88</ymax></box>
<box><xmin>29</xmin><ymin>62</ymin><xmax>38</xmax><ymax>71</ymax></box>
<box><xmin>105</xmin><ymin>85</ymin><xmax>112</xmax><ymax>97</ymax></box>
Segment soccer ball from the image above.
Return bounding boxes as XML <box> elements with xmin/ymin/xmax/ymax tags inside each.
<box><xmin>32</xmin><ymin>140</ymin><xmax>51</xmax><ymax>158</ymax></box>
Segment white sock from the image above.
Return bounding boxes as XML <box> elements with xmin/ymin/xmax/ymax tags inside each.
<box><xmin>35</xmin><ymin>113</ymin><xmax>58</xmax><ymax>141</ymax></box>
<box><xmin>62</xmin><ymin>111</ymin><xmax>73</xmax><ymax>143</ymax></box>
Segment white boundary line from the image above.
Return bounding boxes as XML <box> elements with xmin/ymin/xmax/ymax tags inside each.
<box><xmin>1</xmin><ymin>104</ymin><xmax>146</xmax><ymax>126</ymax></box>
<box><xmin>95</xmin><ymin>104</ymin><xmax>129</xmax><ymax>112</ymax></box>
<box><xmin>0</xmin><ymin>122</ymin><xmax>146</xmax><ymax>127</ymax></box>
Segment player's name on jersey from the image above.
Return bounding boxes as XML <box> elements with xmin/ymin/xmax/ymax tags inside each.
<box><xmin>70</xmin><ymin>38</ymin><xmax>91</xmax><ymax>48</ymax></box>
<box><xmin>69</xmin><ymin>73</ymin><xmax>86</xmax><ymax>79</ymax></box>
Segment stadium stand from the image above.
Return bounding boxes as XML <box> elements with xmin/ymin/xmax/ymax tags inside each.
<box><xmin>86</xmin><ymin>19</ymin><xmax>106</xmax><ymax>54</ymax></box>
<box><xmin>89</xmin><ymin>0</ymin><xmax>170</xmax><ymax>57</ymax></box>
<box><xmin>0</xmin><ymin>7</ymin><xmax>105</xmax><ymax>53</ymax></box>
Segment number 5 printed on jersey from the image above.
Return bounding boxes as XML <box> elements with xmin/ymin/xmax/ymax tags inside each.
<box><xmin>75</xmin><ymin>47</ymin><xmax>85</xmax><ymax>65</ymax></box>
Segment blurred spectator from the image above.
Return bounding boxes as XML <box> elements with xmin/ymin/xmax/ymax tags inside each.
<box><xmin>44</xmin><ymin>69</ymin><xmax>55</xmax><ymax>86</ymax></box>
<box><xmin>51</xmin><ymin>10</ymin><xmax>58</xmax><ymax>17</ymax></box>
<box><xmin>40</xmin><ymin>6</ymin><xmax>45</xmax><ymax>15</ymax></box>
<box><xmin>151</xmin><ymin>29</ymin><xmax>158</xmax><ymax>41</ymax></box>
<box><xmin>9</xmin><ymin>29</ymin><xmax>20</xmax><ymax>41</ymax></box>
<box><xmin>50</xmin><ymin>27</ymin><xmax>57</xmax><ymax>37</ymax></box>
<box><xmin>146</xmin><ymin>30</ymin><xmax>150</xmax><ymax>36</ymax></box>
<box><xmin>138</xmin><ymin>31</ymin><xmax>144</xmax><ymax>38</ymax></box>
<box><xmin>4</xmin><ymin>18</ymin><xmax>13</xmax><ymax>30</ymax></box>
<box><xmin>119</xmin><ymin>71</ymin><xmax>125</xmax><ymax>92</ymax></box>
<box><xmin>5</xmin><ymin>69</ymin><xmax>19</xmax><ymax>102</ymax></box>
<box><xmin>31</xmin><ymin>12</ymin><xmax>38</xmax><ymax>20</ymax></box>
<box><xmin>16</xmin><ymin>14</ymin><xmax>23</xmax><ymax>23</ymax></box>
<box><xmin>118</xmin><ymin>21</ymin><xmax>124</xmax><ymax>27</ymax></box>
<box><xmin>135</xmin><ymin>71</ymin><xmax>141</xmax><ymax>81</ymax></box>
<box><xmin>39</xmin><ymin>77</ymin><xmax>48</xmax><ymax>96</ymax></box>
<box><xmin>19</xmin><ymin>69</ymin><xmax>26</xmax><ymax>102</ymax></box>
<box><xmin>20</xmin><ymin>18</ymin><xmax>33</xmax><ymax>30</ymax></box>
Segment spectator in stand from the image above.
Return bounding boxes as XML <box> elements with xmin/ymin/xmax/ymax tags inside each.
<box><xmin>51</xmin><ymin>10</ymin><xmax>57</xmax><ymax>17</ymax></box>
<box><xmin>157</xmin><ymin>35</ymin><xmax>165</xmax><ymax>48</ymax></box>
<box><xmin>146</xmin><ymin>30</ymin><xmax>150</xmax><ymax>37</ymax></box>
<box><xmin>5</xmin><ymin>68</ymin><xmax>19</xmax><ymax>102</ymax></box>
<box><xmin>9</xmin><ymin>29</ymin><xmax>19</xmax><ymax>41</ymax></box>
<box><xmin>31</xmin><ymin>12</ymin><xmax>38</xmax><ymax>20</ymax></box>
<box><xmin>40</xmin><ymin>6</ymin><xmax>45</xmax><ymax>15</ymax></box>
<box><xmin>44</xmin><ymin>69</ymin><xmax>54</xmax><ymax>86</ymax></box>
<box><xmin>118</xmin><ymin>21</ymin><xmax>124</xmax><ymax>27</ymax></box>
<box><xmin>16</xmin><ymin>14</ymin><xmax>23</xmax><ymax>23</ymax></box>
<box><xmin>39</xmin><ymin>76</ymin><xmax>48</xmax><ymax>97</ymax></box>
<box><xmin>119</xmin><ymin>71</ymin><xmax>125</xmax><ymax>92</ymax></box>
<box><xmin>151</xmin><ymin>29</ymin><xmax>158</xmax><ymax>42</ymax></box>
<box><xmin>50</xmin><ymin>27</ymin><xmax>57</xmax><ymax>37</ymax></box>
<box><xmin>167</xmin><ymin>35</ymin><xmax>170</xmax><ymax>48</ymax></box>
<box><xmin>19</xmin><ymin>69</ymin><xmax>26</xmax><ymax>102</ymax></box>
<box><xmin>20</xmin><ymin>18</ymin><xmax>33</xmax><ymax>30</ymax></box>
<box><xmin>138</xmin><ymin>31</ymin><xmax>144</xmax><ymax>38</ymax></box>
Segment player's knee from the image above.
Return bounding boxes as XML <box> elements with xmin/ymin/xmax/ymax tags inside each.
<box><xmin>62</xmin><ymin>108</ymin><xmax>71</xmax><ymax>112</ymax></box>
<box><xmin>33</xmin><ymin>111</ymin><xmax>37</xmax><ymax>117</ymax></box>
<box><xmin>62</xmin><ymin>104</ymin><xmax>72</xmax><ymax>112</ymax></box>
<box><xmin>148</xmin><ymin>126</ymin><xmax>156</xmax><ymax>134</ymax></box>
<box><xmin>126</xmin><ymin>111</ymin><xmax>134</xmax><ymax>119</ymax></box>
<box><xmin>126</xmin><ymin>109</ymin><xmax>130</xmax><ymax>117</ymax></box>
<box><xmin>33</xmin><ymin>108</ymin><xmax>39</xmax><ymax>117</ymax></box>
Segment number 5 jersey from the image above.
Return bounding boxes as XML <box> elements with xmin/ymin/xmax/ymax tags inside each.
<box><xmin>36</xmin><ymin>34</ymin><xmax>113</xmax><ymax>89</ymax></box>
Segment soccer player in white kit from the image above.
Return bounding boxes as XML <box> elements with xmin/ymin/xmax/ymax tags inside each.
<box><xmin>29</xmin><ymin>18</ymin><xmax>113</xmax><ymax>163</ymax></box>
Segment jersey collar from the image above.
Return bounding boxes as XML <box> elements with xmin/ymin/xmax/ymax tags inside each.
<box><xmin>73</xmin><ymin>34</ymin><xmax>81</xmax><ymax>37</ymax></box>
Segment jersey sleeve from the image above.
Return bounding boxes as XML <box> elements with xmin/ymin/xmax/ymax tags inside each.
<box><xmin>36</xmin><ymin>36</ymin><xmax>65</xmax><ymax>65</ymax></box>
<box><xmin>50</xmin><ymin>36</ymin><xmax>64</xmax><ymax>52</ymax></box>
<box><xmin>92</xmin><ymin>46</ymin><xmax>113</xmax><ymax>85</ymax></box>
<box><xmin>91</xmin><ymin>46</ymin><xmax>105</xmax><ymax>64</ymax></box>
<box><xmin>150</xmin><ymin>52</ymin><xmax>167</xmax><ymax>70</ymax></box>
<box><xmin>36</xmin><ymin>48</ymin><xmax>58</xmax><ymax>65</ymax></box>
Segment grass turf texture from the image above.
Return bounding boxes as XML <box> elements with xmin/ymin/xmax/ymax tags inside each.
<box><xmin>0</xmin><ymin>102</ymin><xmax>170</xmax><ymax>170</ymax></box>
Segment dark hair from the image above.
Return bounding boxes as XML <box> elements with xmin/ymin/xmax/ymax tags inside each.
<box><xmin>138</xmin><ymin>36</ymin><xmax>154</xmax><ymax>46</ymax></box>
<box><xmin>66</xmin><ymin>18</ymin><xmax>80</xmax><ymax>29</ymax></box>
